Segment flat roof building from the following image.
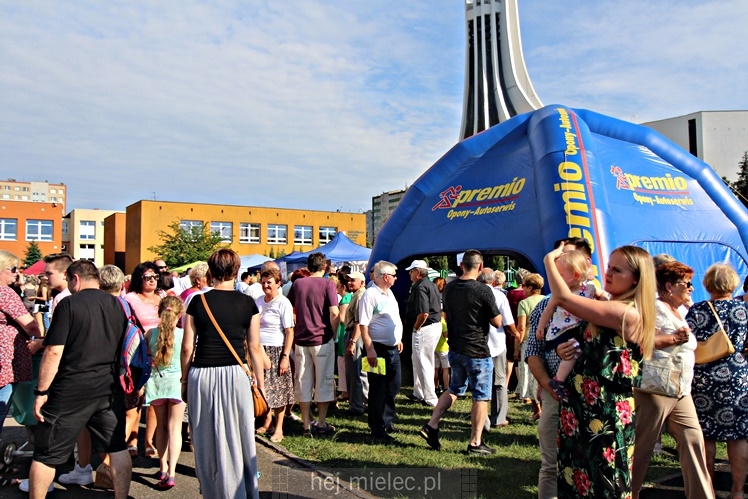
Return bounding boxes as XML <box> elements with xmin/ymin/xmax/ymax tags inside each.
<box><xmin>124</xmin><ymin>200</ymin><xmax>367</xmax><ymax>273</ymax></box>
<box><xmin>643</xmin><ymin>111</ymin><xmax>748</xmax><ymax>181</ymax></box>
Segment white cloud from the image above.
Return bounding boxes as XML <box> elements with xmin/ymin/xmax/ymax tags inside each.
<box><xmin>0</xmin><ymin>0</ymin><xmax>746</xmax><ymax>213</ymax></box>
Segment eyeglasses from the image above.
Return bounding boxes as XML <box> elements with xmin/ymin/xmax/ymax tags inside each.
<box><xmin>156</xmin><ymin>266</ymin><xmax>168</xmax><ymax>271</ymax></box>
<box><xmin>385</xmin><ymin>273</ymin><xmax>397</xmax><ymax>278</ymax></box>
<box><xmin>143</xmin><ymin>275</ymin><xmax>159</xmax><ymax>281</ymax></box>
<box><xmin>5</xmin><ymin>266</ymin><xmax>18</xmax><ymax>273</ymax></box>
<box><xmin>674</xmin><ymin>281</ymin><xmax>693</xmax><ymax>288</ymax></box>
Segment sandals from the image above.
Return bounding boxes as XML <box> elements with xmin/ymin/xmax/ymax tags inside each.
<box><xmin>313</xmin><ymin>423</ymin><xmax>336</xmax><ymax>436</ymax></box>
<box><xmin>127</xmin><ymin>445</ymin><xmax>138</xmax><ymax>457</ymax></box>
<box><xmin>145</xmin><ymin>447</ymin><xmax>158</xmax><ymax>458</ymax></box>
<box><xmin>157</xmin><ymin>476</ymin><xmax>175</xmax><ymax>490</ymax></box>
<box><xmin>269</xmin><ymin>434</ymin><xmax>284</xmax><ymax>443</ymax></box>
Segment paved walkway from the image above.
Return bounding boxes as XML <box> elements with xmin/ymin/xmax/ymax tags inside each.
<box><xmin>0</xmin><ymin>417</ymin><xmax>373</xmax><ymax>498</ymax></box>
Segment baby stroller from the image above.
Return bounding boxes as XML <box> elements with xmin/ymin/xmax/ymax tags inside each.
<box><xmin>0</xmin><ymin>355</ymin><xmax>41</xmax><ymax>466</ymax></box>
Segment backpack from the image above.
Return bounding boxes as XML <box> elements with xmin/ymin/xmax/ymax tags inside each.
<box><xmin>117</xmin><ymin>297</ymin><xmax>153</xmax><ymax>395</ymax></box>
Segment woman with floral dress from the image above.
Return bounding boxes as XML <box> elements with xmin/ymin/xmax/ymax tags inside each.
<box><xmin>686</xmin><ymin>263</ymin><xmax>748</xmax><ymax>499</ymax></box>
<box><xmin>546</xmin><ymin>245</ymin><xmax>656</xmax><ymax>498</ymax></box>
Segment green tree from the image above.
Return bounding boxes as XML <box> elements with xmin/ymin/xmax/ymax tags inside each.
<box><xmin>24</xmin><ymin>240</ymin><xmax>43</xmax><ymax>267</ymax></box>
<box><xmin>147</xmin><ymin>220</ymin><xmax>226</xmax><ymax>268</ymax></box>
<box><xmin>732</xmin><ymin>151</ymin><xmax>748</xmax><ymax>208</ymax></box>
<box><xmin>424</xmin><ymin>256</ymin><xmax>448</xmax><ymax>271</ymax></box>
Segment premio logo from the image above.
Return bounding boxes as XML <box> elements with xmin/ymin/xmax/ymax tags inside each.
<box><xmin>432</xmin><ymin>179</ymin><xmax>525</xmax><ymax>220</ymax></box>
<box><xmin>609</xmin><ymin>165</ymin><xmax>693</xmax><ymax>207</ymax></box>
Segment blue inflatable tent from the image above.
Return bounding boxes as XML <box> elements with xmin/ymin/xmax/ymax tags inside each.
<box><xmin>369</xmin><ymin>105</ymin><xmax>748</xmax><ymax>302</ymax></box>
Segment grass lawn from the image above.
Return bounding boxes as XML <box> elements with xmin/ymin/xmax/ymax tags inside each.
<box><xmin>260</xmin><ymin>389</ymin><xmax>720</xmax><ymax>498</ymax></box>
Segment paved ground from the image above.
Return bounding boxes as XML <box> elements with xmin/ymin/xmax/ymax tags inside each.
<box><xmin>0</xmin><ymin>417</ymin><xmax>374</xmax><ymax>498</ymax></box>
<box><xmin>2</xmin><ymin>415</ymin><xmax>745</xmax><ymax>498</ymax></box>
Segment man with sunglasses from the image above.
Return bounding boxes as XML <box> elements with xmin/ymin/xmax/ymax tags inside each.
<box><xmin>359</xmin><ymin>260</ymin><xmax>403</xmax><ymax>441</ymax></box>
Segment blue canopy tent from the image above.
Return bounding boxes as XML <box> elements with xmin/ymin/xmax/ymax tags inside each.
<box><xmin>239</xmin><ymin>254</ymin><xmax>272</xmax><ymax>272</ymax></box>
<box><xmin>280</xmin><ymin>232</ymin><xmax>371</xmax><ymax>265</ymax></box>
<box><xmin>369</xmin><ymin>104</ymin><xmax>748</xmax><ymax>303</ymax></box>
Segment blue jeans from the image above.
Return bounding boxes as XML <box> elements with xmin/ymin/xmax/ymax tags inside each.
<box><xmin>0</xmin><ymin>383</ymin><xmax>15</xmax><ymax>439</ymax></box>
<box><xmin>367</xmin><ymin>343</ymin><xmax>401</xmax><ymax>436</ymax></box>
<box><xmin>448</xmin><ymin>351</ymin><xmax>493</xmax><ymax>401</ymax></box>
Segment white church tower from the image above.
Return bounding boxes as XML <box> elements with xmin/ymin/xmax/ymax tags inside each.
<box><xmin>460</xmin><ymin>0</ymin><xmax>542</xmax><ymax>140</ymax></box>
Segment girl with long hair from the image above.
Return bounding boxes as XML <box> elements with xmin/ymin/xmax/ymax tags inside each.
<box><xmin>144</xmin><ymin>296</ymin><xmax>185</xmax><ymax>489</ymax></box>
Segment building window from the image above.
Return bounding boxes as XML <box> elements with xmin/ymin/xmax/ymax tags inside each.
<box><xmin>267</xmin><ymin>224</ymin><xmax>287</xmax><ymax>244</ymax></box>
<box><xmin>62</xmin><ymin>220</ymin><xmax>69</xmax><ymax>236</ymax></box>
<box><xmin>179</xmin><ymin>220</ymin><xmax>203</xmax><ymax>232</ymax></box>
<box><xmin>21</xmin><ymin>195</ymin><xmax>28</xmax><ymax>200</ymax></box>
<box><xmin>50</xmin><ymin>189</ymin><xmax>56</xmax><ymax>194</ymax></box>
<box><xmin>2</xmin><ymin>194</ymin><xmax>8</xmax><ymax>199</ymax></box>
<box><xmin>26</xmin><ymin>220</ymin><xmax>53</xmax><ymax>241</ymax></box>
<box><xmin>14</xmin><ymin>186</ymin><xmax>19</xmax><ymax>191</ymax></box>
<box><xmin>239</xmin><ymin>223</ymin><xmax>260</xmax><ymax>244</ymax></box>
<box><xmin>294</xmin><ymin>225</ymin><xmax>312</xmax><ymax>245</ymax></box>
<box><xmin>79</xmin><ymin>244</ymin><xmax>95</xmax><ymax>260</ymax></box>
<box><xmin>80</xmin><ymin>220</ymin><xmax>96</xmax><ymax>240</ymax></box>
<box><xmin>3</xmin><ymin>186</ymin><xmax>9</xmax><ymax>190</ymax></box>
<box><xmin>0</xmin><ymin>218</ymin><xmax>17</xmax><ymax>240</ymax></box>
<box><xmin>22</xmin><ymin>187</ymin><xmax>28</xmax><ymax>192</ymax></box>
<box><xmin>319</xmin><ymin>226</ymin><xmax>337</xmax><ymax>244</ymax></box>
<box><xmin>210</xmin><ymin>221</ymin><xmax>233</xmax><ymax>242</ymax></box>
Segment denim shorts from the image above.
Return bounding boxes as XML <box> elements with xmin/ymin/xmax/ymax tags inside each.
<box><xmin>448</xmin><ymin>351</ymin><xmax>493</xmax><ymax>401</ymax></box>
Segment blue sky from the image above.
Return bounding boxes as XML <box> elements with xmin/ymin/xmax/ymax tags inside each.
<box><xmin>1</xmin><ymin>0</ymin><xmax>747</xmax><ymax>213</ymax></box>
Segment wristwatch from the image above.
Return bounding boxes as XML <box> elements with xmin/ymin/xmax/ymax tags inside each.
<box><xmin>34</xmin><ymin>387</ymin><xmax>49</xmax><ymax>397</ymax></box>
<box><xmin>280</xmin><ymin>353</ymin><xmax>289</xmax><ymax>359</ymax></box>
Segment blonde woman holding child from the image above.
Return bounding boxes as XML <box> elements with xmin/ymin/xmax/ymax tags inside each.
<box><xmin>144</xmin><ymin>296</ymin><xmax>185</xmax><ymax>490</ymax></box>
<box><xmin>536</xmin><ymin>250</ymin><xmax>607</xmax><ymax>402</ymax></box>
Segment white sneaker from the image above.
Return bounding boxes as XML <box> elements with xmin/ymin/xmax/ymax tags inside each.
<box><xmin>59</xmin><ymin>463</ymin><xmax>94</xmax><ymax>485</ymax></box>
<box><xmin>18</xmin><ymin>479</ymin><xmax>56</xmax><ymax>493</ymax></box>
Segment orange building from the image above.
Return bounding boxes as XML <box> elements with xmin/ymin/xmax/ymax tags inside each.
<box><xmin>0</xmin><ymin>200</ymin><xmax>64</xmax><ymax>260</ymax></box>
<box><xmin>103</xmin><ymin>212</ymin><xmax>127</xmax><ymax>270</ymax></box>
<box><xmin>124</xmin><ymin>200</ymin><xmax>367</xmax><ymax>273</ymax></box>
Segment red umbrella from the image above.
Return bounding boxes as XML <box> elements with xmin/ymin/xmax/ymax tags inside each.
<box><xmin>22</xmin><ymin>260</ymin><xmax>45</xmax><ymax>275</ymax></box>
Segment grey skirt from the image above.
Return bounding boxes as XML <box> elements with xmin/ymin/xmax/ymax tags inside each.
<box><xmin>187</xmin><ymin>364</ymin><xmax>259</xmax><ymax>499</ymax></box>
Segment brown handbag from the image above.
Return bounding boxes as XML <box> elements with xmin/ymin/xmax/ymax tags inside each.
<box><xmin>694</xmin><ymin>301</ymin><xmax>736</xmax><ymax>365</ymax></box>
<box><xmin>200</xmin><ymin>294</ymin><xmax>269</xmax><ymax>418</ymax></box>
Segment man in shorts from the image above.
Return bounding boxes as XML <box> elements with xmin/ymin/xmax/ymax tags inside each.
<box><xmin>420</xmin><ymin>250</ymin><xmax>501</xmax><ymax>454</ymax></box>
<box><xmin>287</xmin><ymin>252</ymin><xmax>339</xmax><ymax>436</ymax></box>
<box><xmin>28</xmin><ymin>260</ymin><xmax>131</xmax><ymax>498</ymax></box>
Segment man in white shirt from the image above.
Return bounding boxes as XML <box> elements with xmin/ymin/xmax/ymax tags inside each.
<box><xmin>477</xmin><ymin>268</ymin><xmax>517</xmax><ymax>430</ymax></box>
<box><xmin>359</xmin><ymin>261</ymin><xmax>403</xmax><ymax>441</ymax></box>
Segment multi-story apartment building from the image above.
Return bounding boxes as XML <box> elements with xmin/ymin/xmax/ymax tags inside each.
<box><xmin>0</xmin><ymin>200</ymin><xmax>65</xmax><ymax>259</ymax></box>
<box><xmin>62</xmin><ymin>208</ymin><xmax>122</xmax><ymax>266</ymax></box>
<box><xmin>371</xmin><ymin>189</ymin><xmax>406</xmax><ymax>245</ymax></box>
<box><xmin>0</xmin><ymin>179</ymin><xmax>67</xmax><ymax>213</ymax></box>
<box><xmin>123</xmin><ymin>200</ymin><xmax>367</xmax><ymax>273</ymax></box>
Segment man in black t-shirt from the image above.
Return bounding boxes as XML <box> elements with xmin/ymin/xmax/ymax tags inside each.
<box><xmin>29</xmin><ymin>260</ymin><xmax>132</xmax><ymax>498</ymax></box>
<box><xmin>419</xmin><ymin>250</ymin><xmax>501</xmax><ymax>455</ymax></box>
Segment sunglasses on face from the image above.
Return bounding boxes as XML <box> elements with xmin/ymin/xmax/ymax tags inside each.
<box><xmin>674</xmin><ymin>281</ymin><xmax>693</xmax><ymax>288</ymax></box>
<box><xmin>156</xmin><ymin>266</ymin><xmax>168</xmax><ymax>271</ymax></box>
<box><xmin>6</xmin><ymin>266</ymin><xmax>18</xmax><ymax>273</ymax></box>
<box><xmin>143</xmin><ymin>275</ymin><xmax>159</xmax><ymax>282</ymax></box>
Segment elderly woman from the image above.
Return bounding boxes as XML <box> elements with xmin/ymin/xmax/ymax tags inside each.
<box><xmin>255</xmin><ymin>266</ymin><xmax>295</xmax><ymax>443</ymax></box>
<box><xmin>686</xmin><ymin>264</ymin><xmax>748</xmax><ymax>499</ymax></box>
<box><xmin>516</xmin><ymin>273</ymin><xmax>545</xmax><ymax>420</ymax></box>
<box><xmin>631</xmin><ymin>261</ymin><xmax>713</xmax><ymax>499</ymax></box>
<box><xmin>0</xmin><ymin>251</ymin><xmax>42</xmax><ymax>439</ymax></box>
<box><xmin>182</xmin><ymin>249</ymin><xmax>264</xmax><ymax>499</ymax></box>
<box><xmin>549</xmin><ymin>245</ymin><xmax>656</xmax><ymax>498</ymax></box>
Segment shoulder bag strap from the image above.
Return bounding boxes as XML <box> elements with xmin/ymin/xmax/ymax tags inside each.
<box><xmin>706</xmin><ymin>301</ymin><xmax>727</xmax><ymax>334</ymax></box>
<box><xmin>200</xmin><ymin>293</ymin><xmax>251</xmax><ymax>377</ymax></box>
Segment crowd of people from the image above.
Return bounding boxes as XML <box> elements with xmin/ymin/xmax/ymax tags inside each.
<box><xmin>0</xmin><ymin>241</ymin><xmax>746</xmax><ymax>498</ymax></box>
